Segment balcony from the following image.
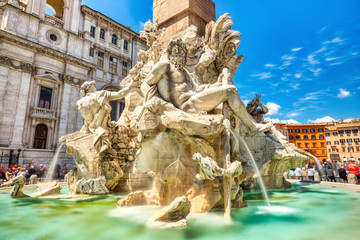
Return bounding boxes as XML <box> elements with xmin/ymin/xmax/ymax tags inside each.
<box><xmin>30</xmin><ymin>107</ymin><xmax>57</xmax><ymax>120</ymax></box>
<box><xmin>45</xmin><ymin>14</ymin><xmax>64</xmax><ymax>28</ymax></box>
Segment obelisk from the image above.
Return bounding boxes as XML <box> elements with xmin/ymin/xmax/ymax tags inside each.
<box><xmin>153</xmin><ymin>0</ymin><xmax>216</xmax><ymax>40</ymax></box>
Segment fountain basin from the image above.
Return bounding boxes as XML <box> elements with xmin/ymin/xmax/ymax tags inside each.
<box><xmin>0</xmin><ymin>183</ymin><xmax>359</xmax><ymax>240</ymax></box>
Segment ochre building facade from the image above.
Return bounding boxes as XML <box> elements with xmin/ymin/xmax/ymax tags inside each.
<box><xmin>325</xmin><ymin>119</ymin><xmax>360</xmax><ymax>162</ymax></box>
<box><xmin>275</xmin><ymin>123</ymin><xmax>328</xmax><ymax>162</ymax></box>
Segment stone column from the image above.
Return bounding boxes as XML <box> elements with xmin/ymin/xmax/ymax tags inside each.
<box><xmin>10</xmin><ymin>71</ymin><xmax>32</xmax><ymax>148</ymax></box>
<box><xmin>95</xmin><ymin>26</ymin><xmax>100</xmax><ymax>44</ymax></box>
<box><xmin>58</xmin><ymin>83</ymin><xmax>72</xmax><ymax>139</ymax></box>
<box><xmin>39</xmin><ymin>0</ymin><xmax>47</xmax><ymax>20</ymax></box>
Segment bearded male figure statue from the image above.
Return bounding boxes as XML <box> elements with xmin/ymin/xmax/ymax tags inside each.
<box><xmin>141</xmin><ymin>39</ymin><xmax>272</xmax><ymax>134</ymax></box>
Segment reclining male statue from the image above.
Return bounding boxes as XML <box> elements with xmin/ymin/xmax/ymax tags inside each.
<box><xmin>140</xmin><ymin>39</ymin><xmax>272</xmax><ymax>134</ymax></box>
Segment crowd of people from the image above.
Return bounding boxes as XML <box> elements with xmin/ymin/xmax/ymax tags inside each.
<box><xmin>0</xmin><ymin>162</ymin><xmax>69</xmax><ymax>185</ymax></box>
<box><xmin>286</xmin><ymin>159</ymin><xmax>360</xmax><ymax>184</ymax></box>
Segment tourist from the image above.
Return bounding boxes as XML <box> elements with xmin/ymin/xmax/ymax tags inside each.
<box><xmin>55</xmin><ymin>164</ymin><xmax>61</xmax><ymax>179</ymax></box>
<box><xmin>302</xmin><ymin>168</ymin><xmax>307</xmax><ymax>179</ymax></box>
<box><xmin>295</xmin><ymin>167</ymin><xmax>302</xmax><ymax>180</ymax></box>
<box><xmin>0</xmin><ymin>167</ymin><xmax>5</xmax><ymax>183</ymax></box>
<box><xmin>38</xmin><ymin>164</ymin><xmax>45</xmax><ymax>180</ymax></box>
<box><xmin>326</xmin><ymin>166</ymin><xmax>336</xmax><ymax>182</ymax></box>
<box><xmin>33</xmin><ymin>163</ymin><xmax>40</xmax><ymax>176</ymax></box>
<box><xmin>28</xmin><ymin>165</ymin><xmax>36</xmax><ymax>176</ymax></box>
<box><xmin>348</xmin><ymin>159</ymin><xmax>360</xmax><ymax>180</ymax></box>
<box><xmin>18</xmin><ymin>168</ymin><xmax>26</xmax><ymax>177</ymax></box>
<box><xmin>307</xmin><ymin>166</ymin><xmax>315</xmax><ymax>181</ymax></box>
<box><xmin>289</xmin><ymin>169</ymin><xmax>295</xmax><ymax>179</ymax></box>
<box><xmin>5</xmin><ymin>168</ymin><xmax>14</xmax><ymax>181</ymax></box>
<box><xmin>14</xmin><ymin>167</ymin><xmax>20</xmax><ymax>177</ymax></box>
<box><xmin>61</xmin><ymin>164</ymin><xmax>68</xmax><ymax>178</ymax></box>
<box><xmin>338</xmin><ymin>165</ymin><xmax>347</xmax><ymax>182</ymax></box>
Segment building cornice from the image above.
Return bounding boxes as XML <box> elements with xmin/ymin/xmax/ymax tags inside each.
<box><xmin>0</xmin><ymin>55</ymin><xmax>36</xmax><ymax>74</ymax></box>
<box><xmin>81</xmin><ymin>5</ymin><xmax>146</xmax><ymax>44</ymax></box>
<box><xmin>0</xmin><ymin>31</ymin><xmax>96</xmax><ymax>70</ymax></box>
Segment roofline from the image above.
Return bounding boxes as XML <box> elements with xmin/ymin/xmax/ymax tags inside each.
<box><xmin>81</xmin><ymin>5</ymin><xmax>141</xmax><ymax>37</ymax></box>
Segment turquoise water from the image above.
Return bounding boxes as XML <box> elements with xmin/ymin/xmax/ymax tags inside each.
<box><xmin>0</xmin><ymin>184</ymin><xmax>359</xmax><ymax>240</ymax></box>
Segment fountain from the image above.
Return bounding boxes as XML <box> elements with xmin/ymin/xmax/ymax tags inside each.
<box><xmin>45</xmin><ymin>143</ymin><xmax>64</xmax><ymax>180</ymax></box>
<box><xmin>1</xmin><ymin>7</ymin><xmax>360</xmax><ymax>240</ymax></box>
<box><xmin>55</xmin><ymin>13</ymin><xmax>315</xmax><ymax>227</ymax></box>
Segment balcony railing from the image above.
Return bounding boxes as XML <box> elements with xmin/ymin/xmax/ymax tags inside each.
<box><xmin>45</xmin><ymin>14</ymin><xmax>64</xmax><ymax>28</ymax></box>
<box><xmin>30</xmin><ymin>107</ymin><xmax>57</xmax><ymax>120</ymax></box>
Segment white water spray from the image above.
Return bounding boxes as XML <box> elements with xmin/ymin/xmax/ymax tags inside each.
<box><xmin>313</xmin><ymin>156</ymin><xmax>327</xmax><ymax>180</ymax></box>
<box><xmin>231</xmin><ymin>130</ymin><xmax>271</xmax><ymax>206</ymax></box>
<box><xmin>45</xmin><ymin>143</ymin><xmax>64</xmax><ymax>179</ymax></box>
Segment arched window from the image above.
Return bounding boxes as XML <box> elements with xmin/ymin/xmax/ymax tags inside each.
<box><xmin>123</xmin><ymin>40</ymin><xmax>128</xmax><ymax>50</ymax></box>
<box><xmin>112</xmin><ymin>34</ymin><xmax>117</xmax><ymax>45</ymax></box>
<box><xmin>33</xmin><ymin>124</ymin><xmax>48</xmax><ymax>149</ymax></box>
<box><xmin>109</xmin><ymin>101</ymin><xmax>125</xmax><ymax>121</ymax></box>
<box><xmin>45</xmin><ymin>0</ymin><xmax>64</xmax><ymax>19</ymax></box>
<box><xmin>100</xmin><ymin>29</ymin><xmax>105</xmax><ymax>40</ymax></box>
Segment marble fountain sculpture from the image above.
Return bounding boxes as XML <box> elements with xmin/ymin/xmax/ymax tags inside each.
<box><xmin>59</xmin><ymin>14</ymin><xmax>310</xmax><ymax>226</ymax></box>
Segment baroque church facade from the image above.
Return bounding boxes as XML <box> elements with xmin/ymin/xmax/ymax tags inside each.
<box><xmin>0</xmin><ymin>0</ymin><xmax>147</xmax><ymax>166</ymax></box>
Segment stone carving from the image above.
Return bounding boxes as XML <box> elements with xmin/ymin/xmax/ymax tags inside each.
<box><xmin>61</xmin><ymin>13</ymin><xmax>310</xmax><ymax>225</ymax></box>
<box><xmin>149</xmin><ymin>196</ymin><xmax>191</xmax><ymax>228</ymax></box>
<box><xmin>192</xmin><ymin>153</ymin><xmax>242</xmax><ymax>180</ymax></box>
<box><xmin>0</xmin><ymin>55</ymin><xmax>36</xmax><ymax>74</ymax></box>
<box><xmin>246</xmin><ymin>94</ymin><xmax>288</xmax><ymax>144</ymax></box>
<box><xmin>1</xmin><ymin>175</ymin><xmax>29</xmax><ymax>198</ymax></box>
<box><xmin>1</xmin><ymin>175</ymin><xmax>61</xmax><ymax>198</ymax></box>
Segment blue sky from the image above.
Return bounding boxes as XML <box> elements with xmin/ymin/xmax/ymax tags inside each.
<box><xmin>81</xmin><ymin>0</ymin><xmax>360</xmax><ymax>123</ymax></box>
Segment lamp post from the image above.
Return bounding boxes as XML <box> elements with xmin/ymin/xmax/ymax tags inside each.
<box><xmin>16</xmin><ymin>148</ymin><xmax>21</xmax><ymax>166</ymax></box>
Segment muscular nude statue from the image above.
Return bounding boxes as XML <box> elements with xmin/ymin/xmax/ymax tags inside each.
<box><xmin>247</xmin><ymin>94</ymin><xmax>288</xmax><ymax>144</ymax></box>
<box><xmin>141</xmin><ymin>39</ymin><xmax>271</xmax><ymax>133</ymax></box>
<box><xmin>77</xmin><ymin>80</ymin><xmax>136</xmax><ymax>133</ymax></box>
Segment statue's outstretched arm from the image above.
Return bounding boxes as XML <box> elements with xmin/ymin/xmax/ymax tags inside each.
<box><xmin>259</xmin><ymin>102</ymin><xmax>269</xmax><ymax>114</ymax></box>
<box><xmin>108</xmin><ymin>77</ymin><xmax>137</xmax><ymax>101</ymax></box>
<box><xmin>144</xmin><ymin>61</ymin><xmax>169</xmax><ymax>86</ymax></box>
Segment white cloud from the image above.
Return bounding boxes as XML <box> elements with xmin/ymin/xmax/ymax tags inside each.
<box><xmin>322</xmin><ymin>37</ymin><xmax>345</xmax><ymax>45</ymax></box>
<box><xmin>351</xmin><ymin>52</ymin><xmax>359</xmax><ymax>56</ymax></box>
<box><xmin>250</xmin><ymin>72</ymin><xmax>272</xmax><ymax>79</ymax></box>
<box><xmin>291</xmin><ymin>47</ymin><xmax>302</xmax><ymax>52</ymax></box>
<box><xmin>289</xmin><ymin>83</ymin><xmax>300</xmax><ymax>89</ymax></box>
<box><xmin>265</xmin><ymin>63</ymin><xmax>276</xmax><ymax>68</ymax></box>
<box><xmin>285</xmin><ymin>119</ymin><xmax>300</xmax><ymax>124</ymax></box>
<box><xmin>337</xmin><ymin>88</ymin><xmax>350</xmax><ymax>98</ymax></box>
<box><xmin>314</xmin><ymin>46</ymin><xmax>327</xmax><ymax>54</ymax></box>
<box><xmin>295</xmin><ymin>90</ymin><xmax>329</xmax><ymax>106</ymax></box>
<box><xmin>308</xmin><ymin>68</ymin><xmax>322</xmax><ymax>77</ymax></box>
<box><xmin>318</xmin><ymin>26</ymin><xmax>328</xmax><ymax>33</ymax></box>
<box><xmin>308</xmin><ymin>116</ymin><xmax>336</xmax><ymax>123</ymax></box>
<box><xmin>270</xmin><ymin>118</ymin><xmax>300</xmax><ymax>124</ymax></box>
<box><xmin>307</xmin><ymin>54</ymin><xmax>320</xmax><ymax>65</ymax></box>
<box><xmin>328</xmin><ymin>62</ymin><xmax>343</xmax><ymax>66</ymax></box>
<box><xmin>243</xmin><ymin>99</ymin><xmax>250</xmax><ymax>106</ymax></box>
<box><xmin>294</xmin><ymin>73</ymin><xmax>302</xmax><ymax>79</ymax></box>
<box><xmin>279</xmin><ymin>54</ymin><xmax>296</xmax><ymax>69</ymax></box>
<box><xmin>287</xmin><ymin>112</ymin><xmax>299</xmax><ymax>118</ymax></box>
<box><xmin>281</xmin><ymin>73</ymin><xmax>292</xmax><ymax>81</ymax></box>
<box><xmin>281</xmin><ymin>55</ymin><xmax>295</xmax><ymax>61</ymax></box>
<box><xmin>266</xmin><ymin>102</ymin><xmax>281</xmax><ymax>116</ymax></box>
<box><xmin>325</xmin><ymin>56</ymin><xmax>343</xmax><ymax>62</ymax></box>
